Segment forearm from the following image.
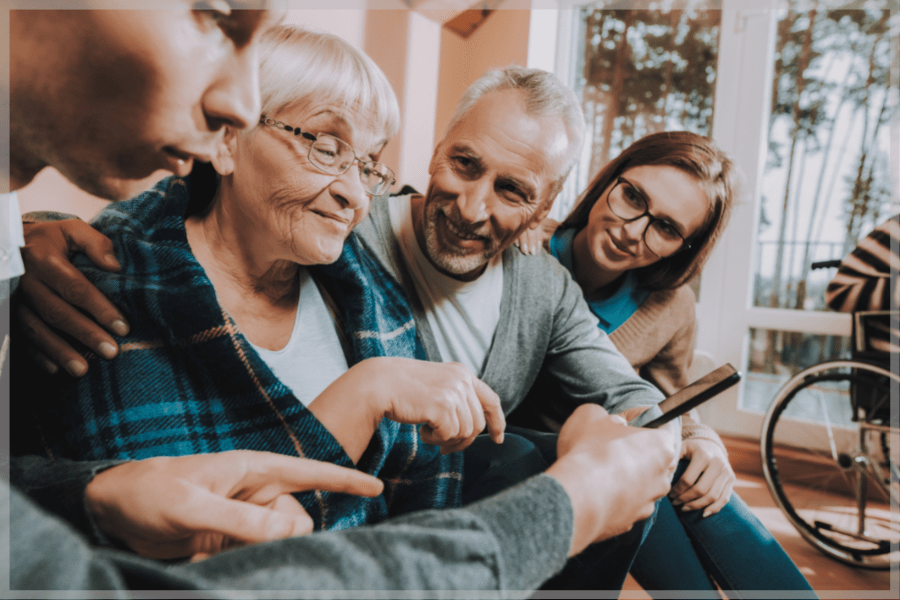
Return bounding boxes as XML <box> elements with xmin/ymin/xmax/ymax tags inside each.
<box><xmin>306</xmin><ymin>365</ymin><xmax>383</xmax><ymax>464</ymax></box>
<box><xmin>547</xmin><ymin>275</ymin><xmax>665</xmax><ymax>420</ymax></box>
<box><xmin>182</xmin><ymin>474</ymin><xmax>573</xmax><ymax>593</ymax></box>
<box><xmin>549</xmin><ymin>329</ymin><xmax>664</xmax><ymax>421</ymax></box>
<box><xmin>9</xmin><ymin>454</ymin><xmax>128</xmax><ymax>545</ymax></box>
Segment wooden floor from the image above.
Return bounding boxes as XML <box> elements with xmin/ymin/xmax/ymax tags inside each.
<box><xmin>619</xmin><ymin>470</ymin><xmax>897</xmax><ymax>599</ymax></box>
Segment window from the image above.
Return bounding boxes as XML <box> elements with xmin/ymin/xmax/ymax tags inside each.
<box><xmin>555</xmin><ymin>0</ymin><xmax>721</xmax><ymax>218</ymax></box>
<box><xmin>743</xmin><ymin>2</ymin><xmax>896</xmax><ymax>417</ymax></box>
<box><xmin>754</xmin><ymin>4</ymin><xmax>894</xmax><ymax>313</ymax></box>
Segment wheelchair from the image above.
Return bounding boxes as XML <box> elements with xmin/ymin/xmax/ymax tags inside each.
<box><xmin>760</xmin><ymin>303</ymin><xmax>898</xmax><ymax>569</ymax></box>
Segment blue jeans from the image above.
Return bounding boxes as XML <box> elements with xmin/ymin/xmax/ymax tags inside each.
<box><xmin>630</xmin><ymin>459</ymin><xmax>817</xmax><ymax>598</ymax></box>
<box><xmin>464</xmin><ymin>430</ymin><xmax>654</xmax><ymax>591</ymax></box>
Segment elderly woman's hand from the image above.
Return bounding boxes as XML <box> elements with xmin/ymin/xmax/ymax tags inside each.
<box><xmin>309</xmin><ymin>357</ymin><xmax>506</xmax><ymax>462</ymax></box>
<box><xmin>17</xmin><ymin>219</ymin><xmax>128</xmax><ymax>376</ymax></box>
<box><xmin>375</xmin><ymin>358</ymin><xmax>506</xmax><ymax>453</ymax></box>
<box><xmin>669</xmin><ymin>437</ymin><xmax>736</xmax><ymax>518</ymax></box>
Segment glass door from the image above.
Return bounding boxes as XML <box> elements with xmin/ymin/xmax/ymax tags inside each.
<box><xmin>696</xmin><ymin>0</ymin><xmax>897</xmax><ymax>441</ymax></box>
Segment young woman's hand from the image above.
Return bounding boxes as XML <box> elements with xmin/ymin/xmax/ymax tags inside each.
<box><xmin>514</xmin><ymin>217</ymin><xmax>560</xmax><ymax>255</ymax></box>
<box><xmin>17</xmin><ymin>219</ymin><xmax>127</xmax><ymax>376</ymax></box>
<box><xmin>308</xmin><ymin>357</ymin><xmax>505</xmax><ymax>462</ymax></box>
<box><xmin>668</xmin><ymin>437</ymin><xmax>736</xmax><ymax>517</ymax></box>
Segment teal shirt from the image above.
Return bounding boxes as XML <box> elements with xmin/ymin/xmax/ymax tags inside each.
<box><xmin>549</xmin><ymin>227</ymin><xmax>650</xmax><ymax>334</ymax></box>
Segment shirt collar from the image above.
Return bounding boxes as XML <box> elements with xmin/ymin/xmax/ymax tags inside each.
<box><xmin>550</xmin><ymin>226</ymin><xmax>649</xmax><ymax>334</ymax></box>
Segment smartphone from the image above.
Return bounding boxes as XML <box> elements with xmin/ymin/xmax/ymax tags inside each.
<box><xmin>642</xmin><ymin>364</ymin><xmax>741</xmax><ymax>429</ymax></box>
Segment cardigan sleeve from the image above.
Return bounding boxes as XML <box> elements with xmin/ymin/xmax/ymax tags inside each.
<box><xmin>636</xmin><ymin>286</ymin><xmax>697</xmax><ymax>397</ymax></box>
<box><xmin>517</xmin><ymin>257</ymin><xmax>666</xmax><ymax>426</ymax></box>
<box><xmin>7</xmin><ymin>473</ymin><xmax>573</xmax><ymax>594</ymax></box>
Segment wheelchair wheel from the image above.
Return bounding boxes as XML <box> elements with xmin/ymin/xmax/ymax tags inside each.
<box><xmin>761</xmin><ymin>360</ymin><xmax>899</xmax><ymax>570</ymax></box>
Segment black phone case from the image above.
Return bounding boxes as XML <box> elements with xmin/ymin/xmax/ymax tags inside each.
<box><xmin>642</xmin><ymin>363</ymin><xmax>741</xmax><ymax>429</ymax></box>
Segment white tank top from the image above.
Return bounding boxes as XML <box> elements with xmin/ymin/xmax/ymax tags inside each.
<box><xmin>250</xmin><ymin>267</ymin><xmax>349</xmax><ymax>406</ymax></box>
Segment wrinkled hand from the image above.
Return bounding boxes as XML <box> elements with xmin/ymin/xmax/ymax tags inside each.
<box><xmin>370</xmin><ymin>358</ymin><xmax>505</xmax><ymax>453</ymax></box>
<box><xmin>85</xmin><ymin>450</ymin><xmax>384</xmax><ymax>561</ymax></box>
<box><xmin>309</xmin><ymin>357</ymin><xmax>505</xmax><ymax>462</ymax></box>
<box><xmin>18</xmin><ymin>219</ymin><xmax>127</xmax><ymax>377</ymax></box>
<box><xmin>514</xmin><ymin>218</ymin><xmax>559</xmax><ymax>255</ymax></box>
<box><xmin>546</xmin><ymin>404</ymin><xmax>678</xmax><ymax>556</ymax></box>
<box><xmin>669</xmin><ymin>438</ymin><xmax>735</xmax><ymax>517</ymax></box>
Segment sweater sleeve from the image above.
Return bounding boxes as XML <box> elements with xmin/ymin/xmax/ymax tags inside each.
<box><xmin>8</xmin><ymin>455</ymin><xmax>128</xmax><ymax>546</ymax></box>
<box><xmin>638</xmin><ymin>287</ymin><xmax>698</xmax><ymax>397</ymax></box>
<box><xmin>179</xmin><ymin>474</ymin><xmax>574</xmax><ymax>592</ymax></box>
<box><xmin>531</xmin><ymin>259</ymin><xmax>666</xmax><ymax>424</ymax></box>
<box><xmin>8</xmin><ymin>473</ymin><xmax>572</xmax><ymax>594</ymax></box>
<box><xmin>681</xmin><ymin>414</ymin><xmax>728</xmax><ymax>456</ymax></box>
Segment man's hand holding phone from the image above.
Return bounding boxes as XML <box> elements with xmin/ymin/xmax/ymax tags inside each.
<box><xmin>545</xmin><ymin>404</ymin><xmax>677</xmax><ymax>557</ymax></box>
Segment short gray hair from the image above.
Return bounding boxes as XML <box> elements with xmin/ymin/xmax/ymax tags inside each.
<box><xmin>446</xmin><ymin>66</ymin><xmax>585</xmax><ymax>198</ymax></box>
<box><xmin>253</xmin><ymin>26</ymin><xmax>400</xmax><ymax>140</ymax></box>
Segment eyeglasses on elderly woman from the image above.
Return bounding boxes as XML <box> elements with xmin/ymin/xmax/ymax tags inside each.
<box><xmin>260</xmin><ymin>117</ymin><xmax>396</xmax><ymax>196</ymax></box>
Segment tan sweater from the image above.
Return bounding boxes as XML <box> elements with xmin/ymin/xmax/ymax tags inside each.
<box><xmin>609</xmin><ymin>285</ymin><xmax>725</xmax><ymax>449</ymax></box>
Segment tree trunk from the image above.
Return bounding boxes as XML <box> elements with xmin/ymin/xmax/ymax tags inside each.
<box><xmin>843</xmin><ymin>25</ymin><xmax>882</xmax><ymax>255</ymax></box>
<box><xmin>795</xmin><ymin>53</ymin><xmax>851</xmax><ymax>298</ymax></box>
<box><xmin>769</xmin><ymin>7</ymin><xmax>795</xmax><ymax>139</ymax></box>
<box><xmin>656</xmin><ymin>10</ymin><xmax>680</xmax><ymax>131</ymax></box>
<box><xmin>770</xmin><ymin>7</ymin><xmax>817</xmax><ymax>309</ymax></box>
<box><xmin>599</xmin><ymin>10</ymin><xmax>632</xmax><ymax>166</ymax></box>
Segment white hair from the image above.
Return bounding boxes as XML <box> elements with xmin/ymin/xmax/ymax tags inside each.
<box><xmin>446</xmin><ymin>66</ymin><xmax>585</xmax><ymax>197</ymax></box>
<box><xmin>253</xmin><ymin>26</ymin><xmax>400</xmax><ymax>139</ymax></box>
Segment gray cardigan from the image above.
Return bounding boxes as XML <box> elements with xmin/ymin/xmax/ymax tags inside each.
<box><xmin>6</xmin><ymin>460</ymin><xmax>571</xmax><ymax>593</ymax></box>
<box><xmin>355</xmin><ymin>198</ymin><xmax>665</xmax><ymax>424</ymax></box>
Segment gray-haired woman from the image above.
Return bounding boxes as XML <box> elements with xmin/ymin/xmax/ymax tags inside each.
<box><xmin>13</xmin><ymin>26</ymin><xmax>504</xmax><ymax>537</ymax></box>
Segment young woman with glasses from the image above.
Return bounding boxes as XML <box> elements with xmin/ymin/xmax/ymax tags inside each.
<box><xmin>518</xmin><ymin>131</ymin><xmax>815</xmax><ymax>594</ymax></box>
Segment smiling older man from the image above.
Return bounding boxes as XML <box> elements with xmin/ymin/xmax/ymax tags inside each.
<box><xmin>358</xmin><ymin>67</ymin><xmax>668</xmax><ymax>429</ymax></box>
<box><xmin>351</xmin><ymin>66</ymin><xmax>676</xmax><ymax>591</ymax></box>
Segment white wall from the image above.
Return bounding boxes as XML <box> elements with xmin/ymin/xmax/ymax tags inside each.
<box><xmin>284</xmin><ymin>9</ymin><xmax>366</xmax><ymax>49</ymax></box>
<box><xmin>16</xmin><ymin>8</ymin><xmax>439</xmax><ymax>214</ymax></box>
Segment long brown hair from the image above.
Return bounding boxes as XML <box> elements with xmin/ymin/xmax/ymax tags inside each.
<box><xmin>562</xmin><ymin>131</ymin><xmax>739</xmax><ymax>291</ymax></box>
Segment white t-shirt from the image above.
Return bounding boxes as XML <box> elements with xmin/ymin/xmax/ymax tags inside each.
<box><xmin>0</xmin><ymin>192</ymin><xmax>26</xmax><ymax>281</ymax></box>
<box><xmin>250</xmin><ymin>267</ymin><xmax>349</xmax><ymax>406</ymax></box>
<box><xmin>388</xmin><ymin>196</ymin><xmax>503</xmax><ymax>376</ymax></box>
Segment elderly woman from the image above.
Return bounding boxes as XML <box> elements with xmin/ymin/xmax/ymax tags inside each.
<box><xmin>12</xmin><ymin>26</ymin><xmax>504</xmax><ymax>532</ymax></box>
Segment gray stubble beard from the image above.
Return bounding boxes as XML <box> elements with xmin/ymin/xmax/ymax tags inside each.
<box><xmin>421</xmin><ymin>201</ymin><xmax>498</xmax><ymax>279</ymax></box>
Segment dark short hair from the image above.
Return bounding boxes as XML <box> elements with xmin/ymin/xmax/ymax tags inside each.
<box><xmin>561</xmin><ymin>131</ymin><xmax>740</xmax><ymax>291</ymax></box>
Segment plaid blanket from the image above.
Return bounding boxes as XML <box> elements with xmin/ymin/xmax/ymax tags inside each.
<box><xmin>13</xmin><ymin>174</ymin><xmax>462</xmax><ymax>531</ymax></box>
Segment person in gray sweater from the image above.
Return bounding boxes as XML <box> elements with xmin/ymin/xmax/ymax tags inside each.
<box><xmin>5</xmin><ymin>409</ymin><xmax>675</xmax><ymax>593</ymax></box>
<box><xmin>5</xmin><ymin>6</ymin><xmax>678</xmax><ymax>593</ymax></box>
<box><xmin>356</xmin><ymin>67</ymin><xmax>669</xmax><ymax>425</ymax></box>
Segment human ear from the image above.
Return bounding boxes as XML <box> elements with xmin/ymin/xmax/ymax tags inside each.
<box><xmin>211</xmin><ymin>127</ymin><xmax>237</xmax><ymax>176</ymax></box>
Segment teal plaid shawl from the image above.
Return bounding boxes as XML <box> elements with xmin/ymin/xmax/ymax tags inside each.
<box><xmin>13</xmin><ymin>174</ymin><xmax>462</xmax><ymax>531</ymax></box>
